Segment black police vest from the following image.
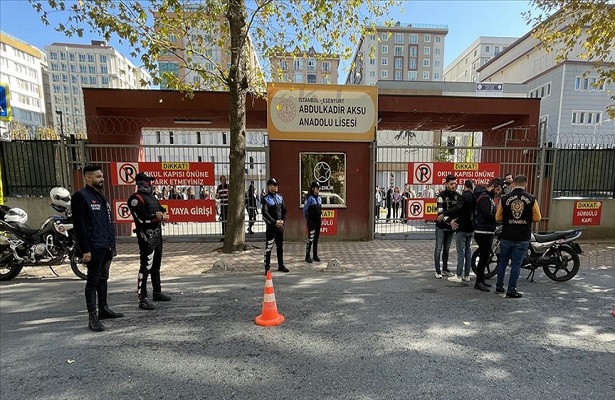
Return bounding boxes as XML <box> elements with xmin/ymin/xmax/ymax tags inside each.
<box><xmin>500</xmin><ymin>189</ymin><xmax>535</xmax><ymax>242</ymax></box>
<box><xmin>128</xmin><ymin>191</ymin><xmax>162</xmax><ymax>230</ymax></box>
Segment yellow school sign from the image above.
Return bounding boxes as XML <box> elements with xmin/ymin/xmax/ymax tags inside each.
<box><xmin>267</xmin><ymin>83</ymin><xmax>378</xmax><ymax>141</ymax></box>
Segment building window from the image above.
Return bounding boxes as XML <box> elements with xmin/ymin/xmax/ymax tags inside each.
<box><xmin>423</xmin><ymin>59</ymin><xmax>430</xmax><ymax>67</ymax></box>
<box><xmin>307</xmin><ymin>74</ymin><xmax>316</xmax><ymax>83</ymax></box>
<box><xmin>196</xmin><ymin>131</ymin><xmax>201</xmax><ymax>144</ymax></box>
<box><xmin>60</xmin><ymin>52</ymin><xmax>66</xmax><ymax>61</ymax></box>
<box><xmin>394</xmin><ymin>46</ymin><xmax>403</xmax><ymax>56</ymax></box>
<box><xmin>381</xmin><ymin>58</ymin><xmax>388</xmax><ymax>66</ymax></box>
<box><xmin>369</xmin><ymin>58</ymin><xmax>375</xmax><ymax>65</ymax></box>
<box><xmin>169</xmin><ymin>131</ymin><xmax>174</xmax><ymax>144</ymax></box>
<box><xmin>408</xmin><ymin>59</ymin><xmax>417</xmax><ymax>70</ymax></box>
<box><xmin>100</xmin><ymin>54</ymin><xmax>107</xmax><ymax>63</ymax></box>
<box><xmin>435</xmin><ymin>36</ymin><xmax>441</xmax><ymax>43</ymax></box>
<box><xmin>424</xmin><ymin>34</ymin><xmax>431</xmax><ymax>42</ymax></box>
<box><xmin>434</xmin><ymin>60</ymin><xmax>440</xmax><ymax>67</ymax></box>
<box><xmin>394</xmin><ymin>58</ymin><xmax>403</xmax><ymax>69</ymax></box>
<box><xmin>322</xmin><ymin>74</ymin><xmax>331</xmax><ymax>84</ymax></box>
<box><xmin>485</xmin><ymin>45</ymin><xmax>490</xmax><ymax>53</ymax></box>
<box><xmin>69</xmin><ymin>53</ymin><xmax>75</xmax><ymax>62</ymax></box>
<box><xmin>102</xmin><ymin>76</ymin><xmax>109</xmax><ymax>85</ymax></box>
<box><xmin>369</xmin><ymin>71</ymin><xmax>376</xmax><ymax>78</ymax></box>
<box><xmin>381</xmin><ymin>32</ymin><xmax>388</xmax><ymax>41</ymax></box>
<box><xmin>87</xmin><ymin>54</ymin><xmax>94</xmax><ymax>63</ymax></box>
<box><xmin>293</xmin><ymin>58</ymin><xmax>304</xmax><ymax>70</ymax></box>
<box><xmin>381</xmin><ymin>70</ymin><xmax>388</xmax><ymax>78</ymax></box>
<box><xmin>70</xmin><ymin>64</ymin><xmax>77</xmax><ymax>73</ymax></box>
<box><xmin>370</xmin><ymin>34</ymin><xmax>376</xmax><ymax>41</ymax></box>
<box><xmin>394</xmin><ymin>70</ymin><xmax>402</xmax><ymax>80</ymax></box>
<box><xmin>50</xmin><ymin>52</ymin><xmax>58</xmax><ymax>60</ymax></box>
<box><xmin>571</xmin><ymin>111</ymin><xmax>601</xmax><ymax>125</ymax></box>
<box><xmin>279</xmin><ymin>60</ymin><xmax>288</xmax><ymax>70</ymax></box>
<box><xmin>79</xmin><ymin>54</ymin><xmax>86</xmax><ymax>62</ymax></box>
<box><xmin>51</xmin><ymin>63</ymin><xmax>59</xmax><ymax>71</ymax></box>
<box><xmin>89</xmin><ymin>76</ymin><xmax>97</xmax><ymax>85</ymax></box>
<box><xmin>80</xmin><ymin>65</ymin><xmax>87</xmax><ymax>73</ymax></box>
<box><xmin>156</xmin><ymin>131</ymin><xmax>161</xmax><ymax>144</ymax></box>
<box><xmin>294</xmin><ymin>72</ymin><xmax>304</xmax><ymax>82</ymax></box>
<box><xmin>409</xmin><ymin>45</ymin><xmax>418</xmax><ymax>57</ymax></box>
<box><xmin>222</xmin><ymin>132</ymin><xmax>227</xmax><ymax>145</ymax></box>
<box><xmin>575</xmin><ymin>76</ymin><xmax>605</xmax><ymax>91</ymax></box>
<box><xmin>409</xmin><ymin>34</ymin><xmax>418</xmax><ymax>44</ymax></box>
<box><xmin>424</xmin><ymin>46</ymin><xmax>430</xmax><ymax>55</ymax></box>
<box><xmin>52</xmin><ymin>74</ymin><xmax>60</xmax><ymax>82</ymax></box>
<box><xmin>80</xmin><ymin>76</ymin><xmax>87</xmax><ymax>84</ymax></box>
<box><xmin>495</xmin><ymin>46</ymin><xmax>500</xmax><ymax>55</ymax></box>
<box><xmin>408</xmin><ymin>71</ymin><xmax>417</xmax><ymax>81</ymax></box>
<box><xmin>101</xmin><ymin>65</ymin><xmax>108</xmax><ymax>74</ymax></box>
<box><xmin>322</xmin><ymin>61</ymin><xmax>330</xmax><ymax>71</ymax></box>
<box><xmin>307</xmin><ymin>58</ymin><xmax>316</xmax><ymax>71</ymax></box>
<box><xmin>89</xmin><ymin>65</ymin><xmax>96</xmax><ymax>73</ymax></box>
<box><xmin>423</xmin><ymin>71</ymin><xmax>430</xmax><ymax>79</ymax></box>
<box><xmin>435</xmin><ymin>48</ymin><xmax>441</xmax><ymax>56</ymax></box>
<box><xmin>381</xmin><ymin>45</ymin><xmax>388</xmax><ymax>53</ymax></box>
<box><xmin>434</xmin><ymin>72</ymin><xmax>440</xmax><ymax>80</ymax></box>
<box><xmin>394</xmin><ymin>33</ymin><xmax>404</xmax><ymax>44</ymax></box>
<box><xmin>71</xmin><ymin>76</ymin><xmax>77</xmax><ymax>84</ymax></box>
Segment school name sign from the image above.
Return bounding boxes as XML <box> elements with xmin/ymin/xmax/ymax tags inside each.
<box><xmin>267</xmin><ymin>83</ymin><xmax>377</xmax><ymax>141</ymax></box>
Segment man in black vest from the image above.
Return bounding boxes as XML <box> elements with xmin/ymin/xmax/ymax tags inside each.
<box><xmin>495</xmin><ymin>175</ymin><xmax>542</xmax><ymax>298</ymax></box>
<box><xmin>262</xmin><ymin>178</ymin><xmax>289</xmax><ymax>274</ymax></box>
<box><xmin>128</xmin><ymin>172</ymin><xmax>171</xmax><ymax>310</ymax></box>
<box><xmin>71</xmin><ymin>165</ymin><xmax>123</xmax><ymax>332</ymax></box>
<box><xmin>434</xmin><ymin>175</ymin><xmax>459</xmax><ymax>278</ymax></box>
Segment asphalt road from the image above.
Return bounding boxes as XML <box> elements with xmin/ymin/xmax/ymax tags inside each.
<box><xmin>1</xmin><ymin>263</ymin><xmax>614</xmax><ymax>400</ymax></box>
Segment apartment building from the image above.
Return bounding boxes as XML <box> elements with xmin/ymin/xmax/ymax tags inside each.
<box><xmin>477</xmin><ymin>29</ymin><xmax>615</xmax><ymax>146</ymax></box>
<box><xmin>0</xmin><ymin>31</ymin><xmax>46</xmax><ymax>138</ymax></box>
<box><xmin>44</xmin><ymin>40</ymin><xmax>151</xmax><ymax>136</ymax></box>
<box><xmin>443</xmin><ymin>36</ymin><xmax>518</xmax><ymax>83</ymax></box>
<box><xmin>346</xmin><ymin>23</ymin><xmax>448</xmax><ymax>85</ymax></box>
<box><xmin>269</xmin><ymin>46</ymin><xmax>339</xmax><ymax>84</ymax></box>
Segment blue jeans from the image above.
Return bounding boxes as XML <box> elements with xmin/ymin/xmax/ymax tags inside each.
<box><xmin>434</xmin><ymin>227</ymin><xmax>454</xmax><ymax>273</ymax></box>
<box><xmin>455</xmin><ymin>231</ymin><xmax>474</xmax><ymax>277</ymax></box>
<box><xmin>496</xmin><ymin>240</ymin><xmax>530</xmax><ymax>292</ymax></box>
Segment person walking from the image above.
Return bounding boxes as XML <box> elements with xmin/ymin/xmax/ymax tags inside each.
<box><xmin>127</xmin><ymin>172</ymin><xmax>172</xmax><ymax>310</ymax></box>
<box><xmin>441</xmin><ymin>180</ymin><xmax>476</xmax><ymax>283</ymax></box>
<box><xmin>70</xmin><ymin>165</ymin><xmax>123</xmax><ymax>332</ymax></box>
<box><xmin>246</xmin><ymin>182</ymin><xmax>257</xmax><ymax>234</ymax></box>
<box><xmin>262</xmin><ymin>178</ymin><xmax>289</xmax><ymax>273</ymax></box>
<box><xmin>434</xmin><ymin>175</ymin><xmax>459</xmax><ymax>279</ymax></box>
<box><xmin>473</xmin><ymin>178</ymin><xmax>503</xmax><ymax>292</ymax></box>
<box><xmin>304</xmin><ymin>181</ymin><xmax>322</xmax><ymax>263</ymax></box>
<box><xmin>216</xmin><ymin>175</ymin><xmax>229</xmax><ymax>241</ymax></box>
<box><xmin>495</xmin><ymin>175</ymin><xmax>542</xmax><ymax>298</ymax></box>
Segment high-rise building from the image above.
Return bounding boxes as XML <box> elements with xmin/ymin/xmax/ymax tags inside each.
<box><xmin>443</xmin><ymin>37</ymin><xmax>518</xmax><ymax>83</ymax></box>
<box><xmin>346</xmin><ymin>23</ymin><xmax>448</xmax><ymax>85</ymax></box>
<box><xmin>0</xmin><ymin>31</ymin><xmax>47</xmax><ymax>138</ymax></box>
<box><xmin>269</xmin><ymin>47</ymin><xmax>339</xmax><ymax>84</ymax></box>
<box><xmin>44</xmin><ymin>40</ymin><xmax>151</xmax><ymax>136</ymax></box>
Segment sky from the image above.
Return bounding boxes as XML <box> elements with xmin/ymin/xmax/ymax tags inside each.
<box><xmin>0</xmin><ymin>0</ymin><xmax>535</xmax><ymax>83</ymax></box>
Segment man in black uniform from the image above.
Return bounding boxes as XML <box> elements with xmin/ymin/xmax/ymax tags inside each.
<box><xmin>216</xmin><ymin>175</ymin><xmax>229</xmax><ymax>241</ymax></box>
<box><xmin>262</xmin><ymin>178</ymin><xmax>289</xmax><ymax>273</ymax></box>
<box><xmin>127</xmin><ymin>172</ymin><xmax>171</xmax><ymax>310</ymax></box>
<box><xmin>71</xmin><ymin>165</ymin><xmax>123</xmax><ymax>332</ymax></box>
<box><xmin>303</xmin><ymin>181</ymin><xmax>322</xmax><ymax>263</ymax></box>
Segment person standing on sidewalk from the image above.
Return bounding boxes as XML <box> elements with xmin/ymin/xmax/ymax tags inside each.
<box><xmin>216</xmin><ymin>175</ymin><xmax>229</xmax><ymax>241</ymax></box>
<box><xmin>71</xmin><ymin>165</ymin><xmax>124</xmax><ymax>332</ymax></box>
<box><xmin>441</xmin><ymin>179</ymin><xmax>476</xmax><ymax>283</ymax></box>
<box><xmin>262</xmin><ymin>178</ymin><xmax>289</xmax><ymax>273</ymax></box>
<box><xmin>246</xmin><ymin>182</ymin><xmax>257</xmax><ymax>234</ymax></box>
<box><xmin>434</xmin><ymin>175</ymin><xmax>459</xmax><ymax>279</ymax></box>
<box><xmin>127</xmin><ymin>172</ymin><xmax>172</xmax><ymax>311</ymax></box>
<box><xmin>472</xmin><ymin>178</ymin><xmax>503</xmax><ymax>292</ymax></box>
<box><xmin>495</xmin><ymin>175</ymin><xmax>541</xmax><ymax>298</ymax></box>
<box><xmin>304</xmin><ymin>181</ymin><xmax>322</xmax><ymax>263</ymax></box>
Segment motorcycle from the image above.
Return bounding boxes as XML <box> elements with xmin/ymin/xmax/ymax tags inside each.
<box><xmin>471</xmin><ymin>226</ymin><xmax>583</xmax><ymax>282</ymax></box>
<box><xmin>0</xmin><ymin>188</ymin><xmax>87</xmax><ymax>281</ymax></box>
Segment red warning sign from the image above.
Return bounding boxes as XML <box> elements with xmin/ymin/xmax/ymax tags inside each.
<box><xmin>111</xmin><ymin>162</ymin><xmax>215</xmax><ymax>186</ymax></box>
<box><xmin>405</xmin><ymin>199</ymin><xmax>438</xmax><ymax>221</ymax></box>
<box><xmin>408</xmin><ymin>162</ymin><xmax>500</xmax><ymax>186</ymax></box>
<box><xmin>114</xmin><ymin>200</ymin><xmax>217</xmax><ymax>224</ymax></box>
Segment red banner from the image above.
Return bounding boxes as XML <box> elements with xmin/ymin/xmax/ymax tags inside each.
<box><xmin>110</xmin><ymin>162</ymin><xmax>215</xmax><ymax>186</ymax></box>
<box><xmin>114</xmin><ymin>200</ymin><xmax>217</xmax><ymax>223</ymax></box>
<box><xmin>572</xmin><ymin>201</ymin><xmax>602</xmax><ymax>226</ymax></box>
<box><xmin>408</xmin><ymin>162</ymin><xmax>500</xmax><ymax>186</ymax></box>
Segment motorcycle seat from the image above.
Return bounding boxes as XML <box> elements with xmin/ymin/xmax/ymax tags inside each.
<box><xmin>533</xmin><ymin>230</ymin><xmax>576</xmax><ymax>243</ymax></box>
<box><xmin>9</xmin><ymin>222</ymin><xmax>40</xmax><ymax>236</ymax></box>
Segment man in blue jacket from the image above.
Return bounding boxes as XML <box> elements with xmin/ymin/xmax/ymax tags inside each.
<box><xmin>303</xmin><ymin>181</ymin><xmax>322</xmax><ymax>263</ymax></box>
<box><xmin>262</xmin><ymin>178</ymin><xmax>288</xmax><ymax>273</ymax></box>
<box><xmin>71</xmin><ymin>165</ymin><xmax>123</xmax><ymax>332</ymax></box>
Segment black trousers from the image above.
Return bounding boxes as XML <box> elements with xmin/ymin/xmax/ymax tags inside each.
<box><xmin>474</xmin><ymin>233</ymin><xmax>494</xmax><ymax>283</ymax></box>
<box><xmin>85</xmin><ymin>247</ymin><xmax>113</xmax><ymax>313</ymax></box>
<box><xmin>220</xmin><ymin>204</ymin><xmax>228</xmax><ymax>235</ymax></box>
<box><xmin>306</xmin><ymin>220</ymin><xmax>321</xmax><ymax>257</ymax></box>
<box><xmin>247</xmin><ymin>206</ymin><xmax>257</xmax><ymax>230</ymax></box>
<box><xmin>264</xmin><ymin>225</ymin><xmax>284</xmax><ymax>269</ymax></box>
<box><xmin>137</xmin><ymin>233</ymin><xmax>163</xmax><ymax>301</ymax></box>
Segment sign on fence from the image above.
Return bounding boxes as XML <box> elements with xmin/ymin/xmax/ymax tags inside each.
<box><xmin>572</xmin><ymin>201</ymin><xmax>602</xmax><ymax>225</ymax></box>
<box><xmin>110</xmin><ymin>162</ymin><xmax>215</xmax><ymax>186</ymax></box>
<box><xmin>405</xmin><ymin>199</ymin><xmax>438</xmax><ymax>220</ymax></box>
<box><xmin>320</xmin><ymin>210</ymin><xmax>337</xmax><ymax>235</ymax></box>
<box><xmin>408</xmin><ymin>162</ymin><xmax>500</xmax><ymax>186</ymax></box>
<box><xmin>114</xmin><ymin>200</ymin><xmax>217</xmax><ymax>223</ymax></box>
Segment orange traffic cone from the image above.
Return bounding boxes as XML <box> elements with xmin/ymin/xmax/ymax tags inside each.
<box><xmin>255</xmin><ymin>271</ymin><xmax>285</xmax><ymax>326</ymax></box>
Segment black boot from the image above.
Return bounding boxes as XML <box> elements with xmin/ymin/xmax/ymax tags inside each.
<box><xmin>264</xmin><ymin>251</ymin><xmax>271</xmax><ymax>274</ymax></box>
<box><xmin>88</xmin><ymin>312</ymin><xmax>105</xmax><ymax>332</ymax></box>
<box><xmin>305</xmin><ymin>242</ymin><xmax>312</xmax><ymax>263</ymax></box>
<box><xmin>313</xmin><ymin>241</ymin><xmax>320</xmax><ymax>262</ymax></box>
<box><xmin>153</xmin><ymin>292</ymin><xmax>172</xmax><ymax>301</ymax></box>
<box><xmin>313</xmin><ymin>255</ymin><xmax>321</xmax><ymax>262</ymax></box>
<box><xmin>99</xmin><ymin>305</ymin><xmax>124</xmax><ymax>319</ymax></box>
<box><xmin>139</xmin><ymin>298</ymin><xmax>156</xmax><ymax>310</ymax></box>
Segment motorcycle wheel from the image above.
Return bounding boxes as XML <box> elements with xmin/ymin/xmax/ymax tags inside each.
<box><xmin>0</xmin><ymin>257</ymin><xmax>23</xmax><ymax>281</ymax></box>
<box><xmin>471</xmin><ymin>249</ymin><xmax>499</xmax><ymax>279</ymax></box>
<box><xmin>69</xmin><ymin>251</ymin><xmax>88</xmax><ymax>280</ymax></box>
<box><xmin>542</xmin><ymin>246</ymin><xmax>580</xmax><ymax>282</ymax></box>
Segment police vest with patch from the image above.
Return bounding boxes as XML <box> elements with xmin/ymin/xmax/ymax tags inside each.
<box><xmin>500</xmin><ymin>189</ymin><xmax>535</xmax><ymax>242</ymax></box>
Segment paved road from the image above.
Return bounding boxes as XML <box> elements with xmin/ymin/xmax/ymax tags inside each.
<box><xmin>1</xmin><ymin>239</ymin><xmax>614</xmax><ymax>399</ymax></box>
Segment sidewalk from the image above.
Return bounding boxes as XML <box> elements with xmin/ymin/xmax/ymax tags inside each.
<box><xmin>17</xmin><ymin>238</ymin><xmax>615</xmax><ymax>279</ymax></box>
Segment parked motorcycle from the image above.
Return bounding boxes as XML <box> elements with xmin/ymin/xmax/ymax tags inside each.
<box><xmin>471</xmin><ymin>226</ymin><xmax>583</xmax><ymax>282</ymax></box>
<box><xmin>0</xmin><ymin>188</ymin><xmax>87</xmax><ymax>281</ymax></box>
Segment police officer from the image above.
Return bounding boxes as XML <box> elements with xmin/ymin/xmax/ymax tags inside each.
<box><xmin>495</xmin><ymin>175</ymin><xmax>542</xmax><ymax>298</ymax></box>
<box><xmin>262</xmin><ymin>178</ymin><xmax>288</xmax><ymax>273</ymax></box>
<box><xmin>303</xmin><ymin>181</ymin><xmax>322</xmax><ymax>263</ymax></box>
<box><xmin>127</xmin><ymin>172</ymin><xmax>172</xmax><ymax>310</ymax></box>
<box><xmin>71</xmin><ymin>165</ymin><xmax>123</xmax><ymax>332</ymax></box>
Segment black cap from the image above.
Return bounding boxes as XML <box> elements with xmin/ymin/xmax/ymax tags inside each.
<box><xmin>267</xmin><ymin>178</ymin><xmax>279</xmax><ymax>186</ymax></box>
<box><xmin>136</xmin><ymin>172</ymin><xmax>155</xmax><ymax>182</ymax></box>
<box><xmin>310</xmin><ymin>181</ymin><xmax>320</xmax><ymax>189</ymax></box>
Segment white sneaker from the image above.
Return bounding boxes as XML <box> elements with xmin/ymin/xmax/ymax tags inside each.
<box><xmin>448</xmin><ymin>275</ymin><xmax>463</xmax><ymax>283</ymax></box>
<box><xmin>435</xmin><ymin>272</ymin><xmax>442</xmax><ymax>279</ymax></box>
<box><xmin>462</xmin><ymin>275</ymin><xmax>471</xmax><ymax>282</ymax></box>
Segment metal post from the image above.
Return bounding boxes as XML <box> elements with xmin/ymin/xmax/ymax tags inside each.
<box><xmin>55</xmin><ymin>110</ymin><xmax>69</xmax><ymax>189</ymax></box>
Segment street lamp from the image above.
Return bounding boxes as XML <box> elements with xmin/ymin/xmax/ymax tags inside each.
<box><xmin>592</xmin><ymin>118</ymin><xmax>612</xmax><ymax>146</ymax></box>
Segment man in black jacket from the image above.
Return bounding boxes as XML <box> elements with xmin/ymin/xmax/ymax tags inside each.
<box><xmin>434</xmin><ymin>175</ymin><xmax>459</xmax><ymax>279</ymax></box>
<box><xmin>128</xmin><ymin>172</ymin><xmax>171</xmax><ymax>310</ymax></box>
<box><xmin>71</xmin><ymin>165</ymin><xmax>123</xmax><ymax>332</ymax></box>
<box><xmin>262</xmin><ymin>178</ymin><xmax>288</xmax><ymax>273</ymax></box>
<box><xmin>441</xmin><ymin>180</ymin><xmax>476</xmax><ymax>283</ymax></box>
<box><xmin>473</xmin><ymin>178</ymin><xmax>503</xmax><ymax>292</ymax></box>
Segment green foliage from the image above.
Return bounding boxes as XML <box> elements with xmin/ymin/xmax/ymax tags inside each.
<box><xmin>525</xmin><ymin>0</ymin><xmax>615</xmax><ymax>117</ymax></box>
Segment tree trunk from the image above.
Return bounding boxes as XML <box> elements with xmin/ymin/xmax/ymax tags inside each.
<box><xmin>223</xmin><ymin>0</ymin><xmax>248</xmax><ymax>253</ymax></box>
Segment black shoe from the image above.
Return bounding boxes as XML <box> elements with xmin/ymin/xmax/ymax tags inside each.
<box><xmin>153</xmin><ymin>292</ymin><xmax>172</xmax><ymax>301</ymax></box>
<box><xmin>277</xmin><ymin>265</ymin><xmax>289</xmax><ymax>273</ymax></box>
<box><xmin>506</xmin><ymin>291</ymin><xmax>523</xmax><ymax>298</ymax></box>
<box><xmin>474</xmin><ymin>282</ymin><xmax>490</xmax><ymax>292</ymax></box>
<box><xmin>88</xmin><ymin>312</ymin><xmax>105</xmax><ymax>332</ymax></box>
<box><xmin>305</xmin><ymin>256</ymin><xmax>313</xmax><ymax>263</ymax></box>
<box><xmin>481</xmin><ymin>280</ymin><xmax>492</xmax><ymax>288</ymax></box>
<box><xmin>313</xmin><ymin>255</ymin><xmax>321</xmax><ymax>262</ymax></box>
<box><xmin>98</xmin><ymin>306</ymin><xmax>125</xmax><ymax>319</ymax></box>
<box><xmin>138</xmin><ymin>298</ymin><xmax>156</xmax><ymax>310</ymax></box>
<box><xmin>495</xmin><ymin>285</ymin><xmax>505</xmax><ymax>294</ymax></box>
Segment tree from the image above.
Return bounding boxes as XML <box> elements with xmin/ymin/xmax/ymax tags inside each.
<box><xmin>30</xmin><ymin>0</ymin><xmax>398</xmax><ymax>252</ymax></box>
<box><xmin>525</xmin><ymin>0</ymin><xmax>615</xmax><ymax>117</ymax></box>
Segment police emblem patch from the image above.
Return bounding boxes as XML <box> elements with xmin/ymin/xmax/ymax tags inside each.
<box><xmin>131</xmin><ymin>198</ymin><xmax>139</xmax><ymax>207</ymax></box>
